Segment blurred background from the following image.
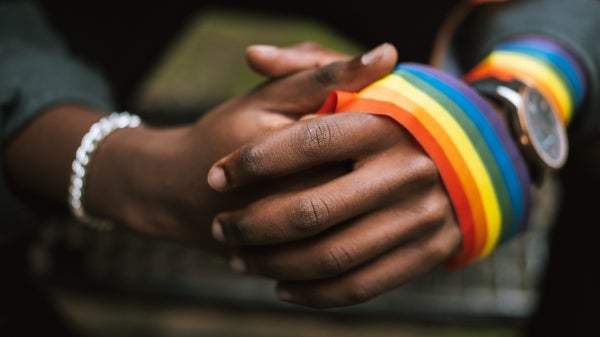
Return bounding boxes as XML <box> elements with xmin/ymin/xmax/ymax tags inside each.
<box><xmin>23</xmin><ymin>5</ymin><xmax>565</xmax><ymax>337</ymax></box>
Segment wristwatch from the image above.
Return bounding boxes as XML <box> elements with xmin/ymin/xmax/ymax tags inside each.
<box><xmin>470</xmin><ymin>77</ymin><xmax>568</xmax><ymax>183</ymax></box>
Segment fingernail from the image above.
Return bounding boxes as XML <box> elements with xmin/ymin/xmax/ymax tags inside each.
<box><xmin>212</xmin><ymin>219</ymin><xmax>225</xmax><ymax>242</ymax></box>
<box><xmin>229</xmin><ymin>256</ymin><xmax>247</xmax><ymax>273</ymax></box>
<box><xmin>207</xmin><ymin>166</ymin><xmax>227</xmax><ymax>190</ymax></box>
<box><xmin>361</xmin><ymin>43</ymin><xmax>387</xmax><ymax>65</ymax></box>
<box><xmin>299</xmin><ymin>113</ymin><xmax>319</xmax><ymax>121</ymax></box>
<box><xmin>249</xmin><ymin>44</ymin><xmax>277</xmax><ymax>55</ymax></box>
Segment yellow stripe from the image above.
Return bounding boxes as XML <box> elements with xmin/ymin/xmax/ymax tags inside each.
<box><xmin>487</xmin><ymin>51</ymin><xmax>573</xmax><ymax>122</ymax></box>
<box><xmin>371</xmin><ymin>75</ymin><xmax>502</xmax><ymax>256</ymax></box>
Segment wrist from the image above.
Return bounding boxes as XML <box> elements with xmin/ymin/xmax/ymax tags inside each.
<box><xmin>469</xmin><ymin>78</ymin><xmax>569</xmax><ymax>185</ymax></box>
<box><xmin>68</xmin><ymin>112</ymin><xmax>142</xmax><ymax>230</ymax></box>
<box><xmin>318</xmin><ymin>63</ymin><xmax>533</xmax><ymax>268</ymax></box>
<box><xmin>83</xmin><ymin>122</ymin><xmax>188</xmax><ymax>233</ymax></box>
<box><xmin>4</xmin><ymin>104</ymin><xmax>107</xmax><ymax>204</ymax></box>
<box><xmin>82</xmin><ymin>120</ymin><xmax>226</xmax><ymax>252</ymax></box>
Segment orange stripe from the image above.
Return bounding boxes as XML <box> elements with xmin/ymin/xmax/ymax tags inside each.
<box><xmin>323</xmin><ymin>89</ymin><xmax>483</xmax><ymax>265</ymax></box>
<box><xmin>333</xmin><ymin>96</ymin><xmax>477</xmax><ymax>265</ymax></box>
<box><xmin>465</xmin><ymin>61</ymin><xmax>567</xmax><ymax>123</ymax></box>
<box><xmin>358</xmin><ymin>85</ymin><xmax>489</xmax><ymax>260</ymax></box>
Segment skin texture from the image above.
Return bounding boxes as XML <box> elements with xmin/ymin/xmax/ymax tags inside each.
<box><xmin>207</xmin><ymin>111</ymin><xmax>462</xmax><ymax>308</ymax></box>
<box><xmin>4</xmin><ymin>42</ymin><xmax>398</xmax><ymax>255</ymax></box>
<box><xmin>206</xmin><ymin>43</ymin><xmax>524</xmax><ymax>309</ymax></box>
<box><xmin>246</xmin><ymin>41</ymin><xmax>352</xmax><ymax>77</ymax></box>
<box><xmin>5</xmin><ymin>41</ymin><xmax>467</xmax><ymax>309</ymax></box>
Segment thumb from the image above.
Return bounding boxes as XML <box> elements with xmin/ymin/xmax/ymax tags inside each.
<box><xmin>255</xmin><ymin>42</ymin><xmax>398</xmax><ymax>115</ymax></box>
<box><xmin>246</xmin><ymin>41</ymin><xmax>352</xmax><ymax>77</ymax></box>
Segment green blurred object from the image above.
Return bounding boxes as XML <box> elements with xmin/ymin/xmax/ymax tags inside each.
<box><xmin>132</xmin><ymin>6</ymin><xmax>364</xmax><ymax>121</ymax></box>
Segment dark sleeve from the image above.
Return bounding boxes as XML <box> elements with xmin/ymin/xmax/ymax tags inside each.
<box><xmin>0</xmin><ymin>0</ymin><xmax>115</xmax><ymax>242</ymax></box>
<box><xmin>451</xmin><ymin>0</ymin><xmax>600</xmax><ymax>139</ymax></box>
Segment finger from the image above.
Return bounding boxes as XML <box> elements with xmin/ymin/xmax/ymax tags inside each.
<box><xmin>253</xmin><ymin>42</ymin><xmax>397</xmax><ymax>115</ymax></box>
<box><xmin>212</xmin><ymin>139</ymin><xmax>438</xmax><ymax>245</ymax></box>
<box><xmin>207</xmin><ymin>112</ymin><xmax>401</xmax><ymax>191</ymax></box>
<box><xmin>246</xmin><ymin>41</ymin><xmax>352</xmax><ymax>77</ymax></box>
<box><xmin>233</xmin><ymin>186</ymin><xmax>451</xmax><ymax>281</ymax></box>
<box><xmin>275</xmin><ymin>218</ymin><xmax>462</xmax><ymax>308</ymax></box>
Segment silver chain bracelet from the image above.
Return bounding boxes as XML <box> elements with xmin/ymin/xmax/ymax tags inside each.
<box><xmin>68</xmin><ymin>112</ymin><xmax>142</xmax><ymax>230</ymax></box>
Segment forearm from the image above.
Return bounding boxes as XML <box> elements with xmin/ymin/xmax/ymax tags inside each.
<box><xmin>0</xmin><ymin>0</ymin><xmax>115</xmax><ymax>234</ymax></box>
<box><xmin>3</xmin><ymin>102</ymin><xmax>224</xmax><ymax>248</ymax></box>
<box><xmin>4</xmin><ymin>104</ymin><xmax>106</xmax><ymax>203</ymax></box>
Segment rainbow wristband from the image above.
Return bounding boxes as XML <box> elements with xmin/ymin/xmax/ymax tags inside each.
<box><xmin>464</xmin><ymin>36</ymin><xmax>587</xmax><ymax>124</ymax></box>
<box><xmin>317</xmin><ymin>63</ymin><xmax>531</xmax><ymax>268</ymax></box>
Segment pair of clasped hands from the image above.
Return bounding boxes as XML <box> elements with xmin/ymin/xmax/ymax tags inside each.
<box><xmin>98</xmin><ymin>42</ymin><xmax>462</xmax><ymax>308</ymax></box>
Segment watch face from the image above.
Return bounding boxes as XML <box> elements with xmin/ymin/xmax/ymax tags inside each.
<box><xmin>521</xmin><ymin>88</ymin><xmax>567</xmax><ymax>169</ymax></box>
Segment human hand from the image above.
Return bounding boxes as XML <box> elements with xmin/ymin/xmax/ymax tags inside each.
<box><xmin>86</xmin><ymin>42</ymin><xmax>398</xmax><ymax>254</ymax></box>
<box><xmin>245</xmin><ymin>41</ymin><xmax>352</xmax><ymax>77</ymax></box>
<box><xmin>206</xmin><ymin>111</ymin><xmax>462</xmax><ymax>307</ymax></box>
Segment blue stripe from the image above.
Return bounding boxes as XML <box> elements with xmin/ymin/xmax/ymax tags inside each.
<box><xmin>401</xmin><ymin>64</ymin><xmax>528</xmax><ymax>241</ymax></box>
<box><xmin>496</xmin><ymin>42</ymin><xmax>584</xmax><ymax>105</ymax></box>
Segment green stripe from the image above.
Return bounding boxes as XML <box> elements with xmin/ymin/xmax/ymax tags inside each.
<box><xmin>396</xmin><ymin>70</ymin><xmax>513</xmax><ymax>242</ymax></box>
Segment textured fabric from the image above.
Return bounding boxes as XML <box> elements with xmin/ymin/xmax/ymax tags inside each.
<box><xmin>0</xmin><ymin>0</ymin><xmax>114</xmax><ymax>242</ymax></box>
<box><xmin>464</xmin><ymin>35</ymin><xmax>587</xmax><ymax>124</ymax></box>
<box><xmin>451</xmin><ymin>0</ymin><xmax>600</xmax><ymax>139</ymax></box>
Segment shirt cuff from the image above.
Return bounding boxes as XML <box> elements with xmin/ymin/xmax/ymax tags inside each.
<box><xmin>435</xmin><ymin>0</ymin><xmax>600</xmax><ymax>139</ymax></box>
<box><xmin>0</xmin><ymin>46</ymin><xmax>115</xmax><ymax>239</ymax></box>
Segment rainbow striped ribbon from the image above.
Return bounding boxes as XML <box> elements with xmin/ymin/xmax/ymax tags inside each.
<box><xmin>464</xmin><ymin>36</ymin><xmax>587</xmax><ymax>124</ymax></box>
<box><xmin>317</xmin><ymin>63</ymin><xmax>531</xmax><ymax>268</ymax></box>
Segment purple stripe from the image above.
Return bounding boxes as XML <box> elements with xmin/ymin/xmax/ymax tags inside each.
<box><xmin>506</xmin><ymin>36</ymin><xmax>587</xmax><ymax>90</ymax></box>
<box><xmin>406</xmin><ymin>63</ymin><xmax>533</xmax><ymax>234</ymax></box>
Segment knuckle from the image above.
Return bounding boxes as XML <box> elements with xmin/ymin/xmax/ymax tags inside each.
<box><xmin>423</xmin><ymin>223</ymin><xmax>461</xmax><ymax>262</ymax></box>
<box><xmin>411</xmin><ymin>154</ymin><xmax>439</xmax><ymax>185</ymax></box>
<box><xmin>420</xmin><ymin>190</ymin><xmax>452</xmax><ymax>228</ymax></box>
<box><xmin>311</xmin><ymin>64</ymin><xmax>338</xmax><ymax>87</ymax></box>
<box><xmin>426</xmin><ymin>237</ymin><xmax>455</xmax><ymax>262</ymax></box>
<box><xmin>448</xmin><ymin>224</ymin><xmax>463</xmax><ymax>252</ymax></box>
<box><xmin>238</xmin><ymin>145</ymin><xmax>266</xmax><ymax>176</ymax></box>
<box><xmin>292</xmin><ymin>196</ymin><xmax>332</xmax><ymax>234</ymax></box>
<box><xmin>318</xmin><ymin>245</ymin><xmax>353</xmax><ymax>276</ymax></box>
<box><xmin>222</xmin><ymin>214</ymin><xmax>258</xmax><ymax>243</ymax></box>
<box><xmin>298</xmin><ymin>118</ymin><xmax>340</xmax><ymax>158</ymax></box>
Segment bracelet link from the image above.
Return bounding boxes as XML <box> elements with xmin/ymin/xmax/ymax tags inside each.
<box><xmin>67</xmin><ymin>111</ymin><xmax>141</xmax><ymax>231</ymax></box>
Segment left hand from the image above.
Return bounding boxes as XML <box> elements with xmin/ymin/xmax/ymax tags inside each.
<box><xmin>246</xmin><ymin>41</ymin><xmax>352</xmax><ymax>77</ymax></box>
<box><xmin>207</xmin><ymin>111</ymin><xmax>462</xmax><ymax>308</ymax></box>
<box><xmin>74</xmin><ymin>41</ymin><xmax>398</xmax><ymax>254</ymax></box>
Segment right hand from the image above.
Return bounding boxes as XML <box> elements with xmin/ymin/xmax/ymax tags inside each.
<box><xmin>204</xmin><ymin>110</ymin><xmax>461</xmax><ymax>307</ymax></box>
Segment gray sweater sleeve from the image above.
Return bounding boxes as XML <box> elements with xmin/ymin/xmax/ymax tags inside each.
<box><xmin>0</xmin><ymin>0</ymin><xmax>115</xmax><ymax>242</ymax></box>
<box><xmin>450</xmin><ymin>0</ymin><xmax>600</xmax><ymax>140</ymax></box>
